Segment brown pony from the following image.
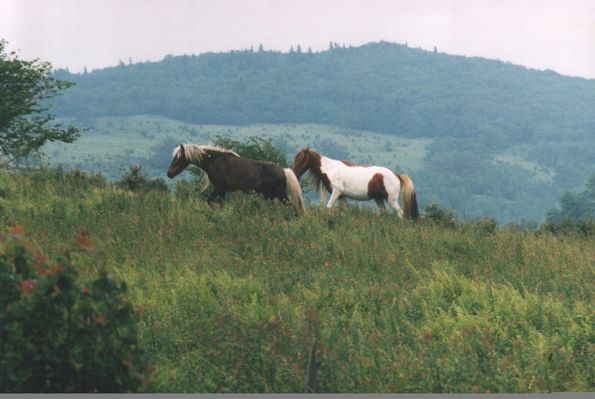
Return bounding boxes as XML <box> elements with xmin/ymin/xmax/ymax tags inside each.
<box><xmin>293</xmin><ymin>148</ymin><xmax>419</xmax><ymax>219</ymax></box>
<box><xmin>168</xmin><ymin>144</ymin><xmax>305</xmax><ymax>216</ymax></box>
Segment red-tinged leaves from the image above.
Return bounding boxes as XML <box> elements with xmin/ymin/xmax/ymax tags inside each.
<box><xmin>93</xmin><ymin>313</ymin><xmax>106</xmax><ymax>326</ymax></box>
<box><xmin>75</xmin><ymin>229</ymin><xmax>95</xmax><ymax>249</ymax></box>
<box><xmin>1</xmin><ymin>224</ymin><xmax>148</xmax><ymax>392</ymax></box>
<box><xmin>20</xmin><ymin>279</ymin><xmax>36</xmax><ymax>294</ymax></box>
<box><xmin>49</xmin><ymin>263</ymin><xmax>61</xmax><ymax>274</ymax></box>
<box><xmin>31</xmin><ymin>252</ymin><xmax>52</xmax><ymax>275</ymax></box>
<box><xmin>135</xmin><ymin>304</ymin><xmax>145</xmax><ymax>316</ymax></box>
<box><xmin>9</xmin><ymin>222</ymin><xmax>25</xmax><ymax>237</ymax></box>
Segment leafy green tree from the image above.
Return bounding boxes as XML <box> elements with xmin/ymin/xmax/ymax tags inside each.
<box><xmin>546</xmin><ymin>172</ymin><xmax>595</xmax><ymax>221</ymax></box>
<box><xmin>212</xmin><ymin>135</ymin><xmax>289</xmax><ymax>167</ymax></box>
<box><xmin>0</xmin><ymin>39</ymin><xmax>80</xmax><ymax>165</ymax></box>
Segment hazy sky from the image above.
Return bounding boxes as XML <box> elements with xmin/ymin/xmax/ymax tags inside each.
<box><xmin>1</xmin><ymin>0</ymin><xmax>594</xmax><ymax>78</ymax></box>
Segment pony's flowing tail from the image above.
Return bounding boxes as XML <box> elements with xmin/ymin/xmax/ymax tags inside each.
<box><xmin>397</xmin><ymin>174</ymin><xmax>419</xmax><ymax>220</ymax></box>
<box><xmin>284</xmin><ymin>168</ymin><xmax>306</xmax><ymax>216</ymax></box>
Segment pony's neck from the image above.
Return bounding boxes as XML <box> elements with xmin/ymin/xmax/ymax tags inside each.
<box><xmin>319</xmin><ymin>155</ymin><xmax>346</xmax><ymax>172</ymax></box>
<box><xmin>305</xmin><ymin>152</ymin><xmax>324</xmax><ymax>177</ymax></box>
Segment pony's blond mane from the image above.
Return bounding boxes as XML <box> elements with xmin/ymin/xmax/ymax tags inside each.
<box><xmin>174</xmin><ymin>144</ymin><xmax>239</xmax><ymax>163</ymax></box>
<box><xmin>175</xmin><ymin>144</ymin><xmax>240</xmax><ymax>193</ymax></box>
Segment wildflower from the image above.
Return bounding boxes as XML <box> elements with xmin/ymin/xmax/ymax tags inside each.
<box><xmin>136</xmin><ymin>304</ymin><xmax>145</xmax><ymax>316</ymax></box>
<box><xmin>9</xmin><ymin>223</ymin><xmax>25</xmax><ymax>237</ymax></box>
<box><xmin>20</xmin><ymin>279</ymin><xmax>36</xmax><ymax>294</ymax></box>
<box><xmin>75</xmin><ymin>229</ymin><xmax>96</xmax><ymax>249</ymax></box>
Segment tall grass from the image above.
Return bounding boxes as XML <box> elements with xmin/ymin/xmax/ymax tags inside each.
<box><xmin>0</xmin><ymin>168</ymin><xmax>592</xmax><ymax>392</ymax></box>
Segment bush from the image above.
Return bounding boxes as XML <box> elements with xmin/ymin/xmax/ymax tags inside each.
<box><xmin>423</xmin><ymin>202</ymin><xmax>458</xmax><ymax>227</ymax></box>
<box><xmin>65</xmin><ymin>168</ymin><xmax>107</xmax><ymax>188</ymax></box>
<box><xmin>461</xmin><ymin>217</ymin><xmax>498</xmax><ymax>235</ymax></box>
<box><xmin>0</xmin><ymin>224</ymin><xmax>150</xmax><ymax>392</ymax></box>
<box><xmin>212</xmin><ymin>135</ymin><xmax>289</xmax><ymax>167</ymax></box>
<box><xmin>538</xmin><ymin>218</ymin><xmax>595</xmax><ymax>237</ymax></box>
<box><xmin>116</xmin><ymin>165</ymin><xmax>168</xmax><ymax>193</ymax></box>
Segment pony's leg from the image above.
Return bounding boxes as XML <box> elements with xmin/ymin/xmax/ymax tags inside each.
<box><xmin>338</xmin><ymin>196</ymin><xmax>349</xmax><ymax>208</ymax></box>
<box><xmin>374</xmin><ymin>198</ymin><xmax>388</xmax><ymax>213</ymax></box>
<box><xmin>389</xmin><ymin>198</ymin><xmax>404</xmax><ymax>219</ymax></box>
<box><xmin>207</xmin><ymin>191</ymin><xmax>218</xmax><ymax>205</ymax></box>
<box><xmin>326</xmin><ymin>189</ymin><xmax>342</xmax><ymax>209</ymax></box>
<box><xmin>207</xmin><ymin>186</ymin><xmax>226</xmax><ymax>207</ymax></box>
<box><xmin>280</xmin><ymin>195</ymin><xmax>290</xmax><ymax>206</ymax></box>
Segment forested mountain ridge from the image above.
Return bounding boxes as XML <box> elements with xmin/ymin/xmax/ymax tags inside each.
<box><xmin>49</xmin><ymin>42</ymin><xmax>595</xmax><ymax>222</ymax></box>
<box><xmin>52</xmin><ymin>42</ymin><xmax>595</xmax><ymax>136</ymax></box>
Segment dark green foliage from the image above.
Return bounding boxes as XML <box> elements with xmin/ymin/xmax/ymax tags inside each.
<box><xmin>116</xmin><ymin>165</ymin><xmax>169</xmax><ymax>193</ymax></box>
<box><xmin>65</xmin><ymin>168</ymin><xmax>107</xmax><ymax>188</ymax></box>
<box><xmin>0</xmin><ymin>225</ymin><xmax>149</xmax><ymax>392</ymax></box>
<box><xmin>423</xmin><ymin>202</ymin><xmax>458</xmax><ymax>227</ymax></box>
<box><xmin>0</xmin><ymin>40</ymin><xmax>80</xmax><ymax>164</ymax></box>
<box><xmin>212</xmin><ymin>135</ymin><xmax>289</xmax><ymax>167</ymax></box>
<box><xmin>546</xmin><ymin>172</ymin><xmax>595</xmax><ymax>222</ymax></box>
<box><xmin>539</xmin><ymin>218</ymin><xmax>595</xmax><ymax>237</ymax></box>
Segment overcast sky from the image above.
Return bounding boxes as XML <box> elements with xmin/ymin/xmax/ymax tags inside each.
<box><xmin>1</xmin><ymin>0</ymin><xmax>594</xmax><ymax>79</ymax></box>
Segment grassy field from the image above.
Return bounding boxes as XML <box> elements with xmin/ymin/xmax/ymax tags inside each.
<box><xmin>0</xmin><ymin>168</ymin><xmax>592</xmax><ymax>393</ymax></box>
<box><xmin>43</xmin><ymin>115</ymin><xmax>431</xmax><ymax>179</ymax></box>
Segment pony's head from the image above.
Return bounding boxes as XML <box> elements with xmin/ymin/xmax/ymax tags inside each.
<box><xmin>167</xmin><ymin>144</ymin><xmax>240</xmax><ymax>179</ymax></box>
<box><xmin>292</xmin><ymin>147</ymin><xmax>318</xmax><ymax>179</ymax></box>
<box><xmin>292</xmin><ymin>148</ymin><xmax>328</xmax><ymax>201</ymax></box>
<box><xmin>167</xmin><ymin>144</ymin><xmax>189</xmax><ymax>178</ymax></box>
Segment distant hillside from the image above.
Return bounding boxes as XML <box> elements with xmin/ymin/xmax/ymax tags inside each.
<box><xmin>50</xmin><ymin>42</ymin><xmax>595</xmax><ymax>222</ymax></box>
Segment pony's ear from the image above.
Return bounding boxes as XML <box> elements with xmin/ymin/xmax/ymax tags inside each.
<box><xmin>179</xmin><ymin>144</ymin><xmax>185</xmax><ymax>156</ymax></box>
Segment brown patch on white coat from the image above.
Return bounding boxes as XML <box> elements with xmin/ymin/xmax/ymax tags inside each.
<box><xmin>367</xmin><ymin>173</ymin><xmax>390</xmax><ymax>211</ymax></box>
<box><xmin>292</xmin><ymin>148</ymin><xmax>332</xmax><ymax>196</ymax></box>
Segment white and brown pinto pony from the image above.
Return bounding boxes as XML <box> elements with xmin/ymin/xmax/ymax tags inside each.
<box><xmin>292</xmin><ymin>148</ymin><xmax>419</xmax><ymax>219</ymax></box>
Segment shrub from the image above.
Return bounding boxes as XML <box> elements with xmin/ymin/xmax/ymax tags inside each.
<box><xmin>116</xmin><ymin>165</ymin><xmax>168</xmax><ymax>193</ymax></box>
<box><xmin>462</xmin><ymin>217</ymin><xmax>498</xmax><ymax>235</ymax></box>
<box><xmin>538</xmin><ymin>218</ymin><xmax>595</xmax><ymax>237</ymax></box>
<box><xmin>212</xmin><ymin>135</ymin><xmax>289</xmax><ymax>167</ymax></box>
<box><xmin>0</xmin><ymin>224</ymin><xmax>150</xmax><ymax>392</ymax></box>
<box><xmin>423</xmin><ymin>202</ymin><xmax>458</xmax><ymax>227</ymax></box>
<box><xmin>65</xmin><ymin>168</ymin><xmax>107</xmax><ymax>188</ymax></box>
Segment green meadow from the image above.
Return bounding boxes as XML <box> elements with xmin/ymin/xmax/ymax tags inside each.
<box><xmin>0</xmin><ymin>168</ymin><xmax>592</xmax><ymax>393</ymax></box>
